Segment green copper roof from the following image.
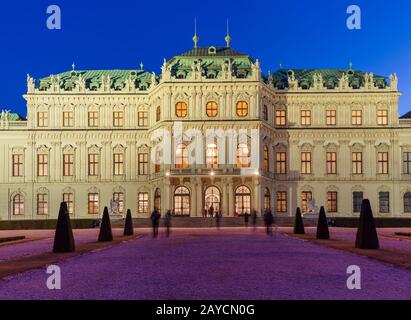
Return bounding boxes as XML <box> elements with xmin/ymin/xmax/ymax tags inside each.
<box><xmin>270</xmin><ymin>69</ymin><xmax>387</xmax><ymax>89</ymax></box>
<box><xmin>38</xmin><ymin>69</ymin><xmax>156</xmax><ymax>91</ymax></box>
<box><xmin>3</xmin><ymin>113</ymin><xmax>26</xmax><ymax>121</ymax></box>
<box><xmin>168</xmin><ymin>46</ymin><xmax>255</xmax><ymax>79</ymax></box>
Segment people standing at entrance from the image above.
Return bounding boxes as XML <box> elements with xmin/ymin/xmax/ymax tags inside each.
<box><xmin>209</xmin><ymin>205</ymin><xmax>214</xmax><ymax>218</ymax></box>
<box><xmin>251</xmin><ymin>209</ymin><xmax>258</xmax><ymax>231</ymax></box>
<box><xmin>164</xmin><ymin>209</ymin><xmax>172</xmax><ymax>237</ymax></box>
<box><xmin>150</xmin><ymin>208</ymin><xmax>161</xmax><ymax>238</ymax></box>
<box><xmin>215</xmin><ymin>210</ymin><xmax>221</xmax><ymax>229</ymax></box>
<box><xmin>244</xmin><ymin>212</ymin><xmax>249</xmax><ymax>227</ymax></box>
<box><xmin>264</xmin><ymin>208</ymin><xmax>274</xmax><ymax>236</ymax></box>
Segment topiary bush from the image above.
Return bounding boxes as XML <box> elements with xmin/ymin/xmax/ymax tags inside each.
<box><xmin>53</xmin><ymin>202</ymin><xmax>75</xmax><ymax>253</ymax></box>
<box><xmin>98</xmin><ymin>206</ymin><xmax>113</xmax><ymax>242</ymax></box>
<box><xmin>124</xmin><ymin>209</ymin><xmax>134</xmax><ymax>236</ymax></box>
<box><xmin>294</xmin><ymin>207</ymin><xmax>305</xmax><ymax>234</ymax></box>
<box><xmin>316</xmin><ymin>206</ymin><xmax>330</xmax><ymax>240</ymax></box>
<box><xmin>355</xmin><ymin>199</ymin><xmax>379</xmax><ymax>249</ymax></box>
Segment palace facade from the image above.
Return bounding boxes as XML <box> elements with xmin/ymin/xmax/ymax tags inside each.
<box><xmin>1</xmin><ymin>37</ymin><xmax>411</xmax><ymax>220</ymax></box>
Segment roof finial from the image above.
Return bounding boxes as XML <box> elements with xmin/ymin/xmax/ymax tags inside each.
<box><xmin>349</xmin><ymin>61</ymin><xmax>353</xmax><ymax>70</ymax></box>
<box><xmin>192</xmin><ymin>17</ymin><xmax>199</xmax><ymax>48</ymax></box>
<box><xmin>225</xmin><ymin>19</ymin><xmax>231</xmax><ymax>47</ymax></box>
<box><xmin>72</xmin><ymin>62</ymin><xmax>76</xmax><ymax>71</ymax></box>
<box><xmin>140</xmin><ymin>62</ymin><xmax>144</xmax><ymax>70</ymax></box>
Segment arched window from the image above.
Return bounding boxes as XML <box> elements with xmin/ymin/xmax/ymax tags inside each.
<box><xmin>206</xmin><ymin>101</ymin><xmax>218</xmax><ymax>117</ymax></box>
<box><xmin>175</xmin><ymin>144</ymin><xmax>189</xmax><ymax>169</ymax></box>
<box><xmin>12</xmin><ymin>194</ymin><xmax>24</xmax><ymax>215</ymax></box>
<box><xmin>176</xmin><ymin>102</ymin><xmax>188</xmax><ymax>117</ymax></box>
<box><xmin>263</xmin><ymin>145</ymin><xmax>269</xmax><ymax>171</ymax></box>
<box><xmin>206</xmin><ymin>143</ymin><xmax>218</xmax><ymax>169</ymax></box>
<box><xmin>154</xmin><ymin>188</ymin><xmax>161</xmax><ymax>212</ymax></box>
<box><xmin>236</xmin><ymin>101</ymin><xmax>248</xmax><ymax>117</ymax></box>
<box><xmin>205</xmin><ymin>186</ymin><xmax>221</xmax><ymax>213</ymax></box>
<box><xmin>174</xmin><ymin>186</ymin><xmax>190</xmax><ymax>216</ymax></box>
<box><xmin>156</xmin><ymin>106</ymin><xmax>161</xmax><ymax>122</ymax></box>
<box><xmin>264</xmin><ymin>188</ymin><xmax>271</xmax><ymax>210</ymax></box>
<box><xmin>237</xmin><ymin>144</ymin><xmax>250</xmax><ymax>168</ymax></box>
<box><xmin>235</xmin><ymin>185</ymin><xmax>251</xmax><ymax>215</ymax></box>
<box><xmin>404</xmin><ymin>192</ymin><xmax>411</xmax><ymax>213</ymax></box>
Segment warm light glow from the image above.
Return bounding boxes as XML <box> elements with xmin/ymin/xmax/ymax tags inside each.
<box><xmin>210</xmin><ymin>171</ymin><xmax>215</xmax><ymax>176</ymax></box>
<box><xmin>165</xmin><ymin>171</ymin><xmax>170</xmax><ymax>177</ymax></box>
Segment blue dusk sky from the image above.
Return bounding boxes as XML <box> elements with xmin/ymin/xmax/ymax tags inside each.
<box><xmin>0</xmin><ymin>0</ymin><xmax>410</xmax><ymax>116</ymax></box>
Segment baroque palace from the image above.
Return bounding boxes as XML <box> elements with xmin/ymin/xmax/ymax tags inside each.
<box><xmin>1</xmin><ymin>33</ymin><xmax>411</xmax><ymax>221</ymax></box>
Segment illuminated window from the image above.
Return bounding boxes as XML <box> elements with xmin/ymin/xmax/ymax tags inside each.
<box><xmin>378</xmin><ymin>152</ymin><xmax>389</xmax><ymax>174</ymax></box>
<box><xmin>12</xmin><ymin>154</ymin><xmax>23</xmax><ymax>177</ymax></box>
<box><xmin>264</xmin><ymin>188</ymin><xmax>270</xmax><ymax>209</ymax></box>
<box><xmin>301</xmin><ymin>191</ymin><xmax>312</xmax><ymax>213</ymax></box>
<box><xmin>206</xmin><ymin>101</ymin><xmax>218</xmax><ymax>117</ymax></box>
<box><xmin>113</xmin><ymin>153</ymin><xmax>124</xmax><ymax>175</ymax></box>
<box><xmin>326</xmin><ymin>152</ymin><xmax>337</xmax><ymax>174</ymax></box>
<box><xmin>237</xmin><ymin>144</ymin><xmax>250</xmax><ymax>168</ymax></box>
<box><xmin>275</xmin><ymin>152</ymin><xmax>287</xmax><ymax>174</ymax></box>
<box><xmin>12</xmin><ymin>194</ymin><xmax>24</xmax><ymax>215</ymax></box>
<box><xmin>206</xmin><ymin>143</ymin><xmax>218</xmax><ymax>169</ymax></box>
<box><xmin>326</xmin><ymin>110</ymin><xmax>336</xmax><ymax>125</ymax></box>
<box><xmin>275</xmin><ymin>110</ymin><xmax>286</xmax><ymax>126</ymax></box>
<box><xmin>37</xmin><ymin>154</ymin><xmax>48</xmax><ymax>176</ymax></box>
<box><xmin>63</xmin><ymin>193</ymin><xmax>74</xmax><ymax>215</ymax></box>
<box><xmin>327</xmin><ymin>192</ymin><xmax>338</xmax><ymax>213</ymax></box>
<box><xmin>301</xmin><ymin>152</ymin><xmax>311</xmax><ymax>174</ymax></box>
<box><xmin>138</xmin><ymin>111</ymin><xmax>148</xmax><ymax>127</ymax></box>
<box><xmin>154</xmin><ymin>188</ymin><xmax>161</xmax><ymax>212</ymax></box>
<box><xmin>88</xmin><ymin>193</ymin><xmax>99</xmax><ymax>214</ymax></box>
<box><xmin>138</xmin><ymin>192</ymin><xmax>149</xmax><ymax>214</ymax></box>
<box><xmin>155</xmin><ymin>148</ymin><xmax>161</xmax><ymax>173</ymax></box>
<box><xmin>236</xmin><ymin>101</ymin><xmax>248</xmax><ymax>117</ymax></box>
<box><xmin>352</xmin><ymin>110</ymin><xmax>362</xmax><ymax>125</ymax></box>
<box><xmin>352</xmin><ymin>152</ymin><xmax>363</xmax><ymax>174</ymax></box>
<box><xmin>88</xmin><ymin>111</ymin><xmax>99</xmax><ymax>127</ymax></box>
<box><xmin>377</xmin><ymin>110</ymin><xmax>388</xmax><ymax>125</ymax></box>
<box><xmin>138</xmin><ymin>153</ymin><xmax>148</xmax><ymax>175</ymax></box>
<box><xmin>235</xmin><ymin>185</ymin><xmax>251</xmax><ymax>215</ymax></box>
<box><xmin>113</xmin><ymin>111</ymin><xmax>124</xmax><ymax>127</ymax></box>
<box><xmin>174</xmin><ymin>187</ymin><xmax>190</xmax><ymax>216</ymax></box>
<box><xmin>113</xmin><ymin>192</ymin><xmax>124</xmax><ymax>215</ymax></box>
<box><xmin>175</xmin><ymin>144</ymin><xmax>189</xmax><ymax>169</ymax></box>
<box><xmin>63</xmin><ymin>111</ymin><xmax>74</xmax><ymax>127</ymax></box>
<box><xmin>88</xmin><ymin>154</ymin><xmax>99</xmax><ymax>176</ymax></box>
<box><xmin>37</xmin><ymin>112</ymin><xmax>48</xmax><ymax>127</ymax></box>
<box><xmin>263</xmin><ymin>145</ymin><xmax>269</xmax><ymax>171</ymax></box>
<box><xmin>37</xmin><ymin>193</ymin><xmax>48</xmax><ymax>215</ymax></box>
<box><xmin>300</xmin><ymin>110</ymin><xmax>311</xmax><ymax>125</ymax></box>
<box><xmin>176</xmin><ymin>102</ymin><xmax>188</xmax><ymax>117</ymax></box>
<box><xmin>276</xmin><ymin>191</ymin><xmax>287</xmax><ymax>213</ymax></box>
<box><xmin>63</xmin><ymin>154</ymin><xmax>74</xmax><ymax>176</ymax></box>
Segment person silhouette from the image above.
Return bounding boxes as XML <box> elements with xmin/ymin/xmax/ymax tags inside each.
<box><xmin>150</xmin><ymin>208</ymin><xmax>161</xmax><ymax>238</ymax></box>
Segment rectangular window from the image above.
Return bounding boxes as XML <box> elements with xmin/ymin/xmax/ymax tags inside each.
<box><xmin>155</xmin><ymin>149</ymin><xmax>161</xmax><ymax>173</ymax></box>
<box><xmin>276</xmin><ymin>191</ymin><xmax>287</xmax><ymax>213</ymax></box>
<box><xmin>88</xmin><ymin>193</ymin><xmax>99</xmax><ymax>214</ymax></box>
<box><xmin>377</xmin><ymin>110</ymin><xmax>388</xmax><ymax>125</ymax></box>
<box><xmin>275</xmin><ymin>152</ymin><xmax>287</xmax><ymax>174</ymax></box>
<box><xmin>404</xmin><ymin>152</ymin><xmax>411</xmax><ymax>174</ymax></box>
<box><xmin>301</xmin><ymin>152</ymin><xmax>312</xmax><ymax>174</ymax></box>
<box><xmin>326</xmin><ymin>152</ymin><xmax>337</xmax><ymax>174</ymax></box>
<box><xmin>88</xmin><ymin>154</ymin><xmax>99</xmax><ymax>176</ymax></box>
<box><xmin>138</xmin><ymin>192</ymin><xmax>149</xmax><ymax>214</ymax></box>
<box><xmin>379</xmin><ymin>192</ymin><xmax>390</xmax><ymax>213</ymax></box>
<box><xmin>275</xmin><ymin>110</ymin><xmax>286</xmax><ymax>126</ymax></box>
<box><xmin>113</xmin><ymin>153</ymin><xmax>124</xmax><ymax>175</ymax></box>
<box><xmin>63</xmin><ymin>154</ymin><xmax>74</xmax><ymax>177</ymax></box>
<box><xmin>12</xmin><ymin>154</ymin><xmax>23</xmax><ymax>177</ymax></box>
<box><xmin>326</xmin><ymin>110</ymin><xmax>336</xmax><ymax>125</ymax></box>
<box><xmin>327</xmin><ymin>191</ymin><xmax>338</xmax><ymax>213</ymax></box>
<box><xmin>88</xmin><ymin>111</ymin><xmax>99</xmax><ymax>127</ymax></box>
<box><xmin>138</xmin><ymin>153</ymin><xmax>148</xmax><ymax>175</ymax></box>
<box><xmin>301</xmin><ymin>191</ymin><xmax>312</xmax><ymax>213</ymax></box>
<box><xmin>63</xmin><ymin>193</ymin><xmax>74</xmax><ymax>215</ymax></box>
<box><xmin>351</xmin><ymin>110</ymin><xmax>362</xmax><ymax>125</ymax></box>
<box><xmin>37</xmin><ymin>154</ymin><xmax>48</xmax><ymax>176</ymax></box>
<box><xmin>113</xmin><ymin>111</ymin><xmax>124</xmax><ymax>127</ymax></box>
<box><xmin>37</xmin><ymin>194</ymin><xmax>48</xmax><ymax>215</ymax></box>
<box><xmin>138</xmin><ymin>111</ymin><xmax>148</xmax><ymax>127</ymax></box>
<box><xmin>63</xmin><ymin>111</ymin><xmax>74</xmax><ymax>127</ymax></box>
<box><xmin>378</xmin><ymin>152</ymin><xmax>389</xmax><ymax>174</ymax></box>
<box><xmin>37</xmin><ymin>111</ymin><xmax>48</xmax><ymax>127</ymax></box>
<box><xmin>113</xmin><ymin>192</ymin><xmax>124</xmax><ymax>215</ymax></box>
<box><xmin>353</xmin><ymin>192</ymin><xmax>363</xmax><ymax>212</ymax></box>
<box><xmin>300</xmin><ymin>110</ymin><xmax>311</xmax><ymax>126</ymax></box>
<box><xmin>352</xmin><ymin>152</ymin><xmax>362</xmax><ymax>174</ymax></box>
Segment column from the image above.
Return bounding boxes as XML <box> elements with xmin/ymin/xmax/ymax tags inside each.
<box><xmin>195</xmin><ymin>179</ymin><xmax>202</xmax><ymax>217</ymax></box>
<box><xmin>253</xmin><ymin>177</ymin><xmax>261</xmax><ymax>214</ymax></box>
<box><xmin>228</xmin><ymin>178</ymin><xmax>233</xmax><ymax>216</ymax></box>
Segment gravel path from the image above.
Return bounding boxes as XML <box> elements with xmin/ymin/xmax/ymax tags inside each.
<box><xmin>1</xmin><ymin>227</ymin><xmax>411</xmax><ymax>300</ymax></box>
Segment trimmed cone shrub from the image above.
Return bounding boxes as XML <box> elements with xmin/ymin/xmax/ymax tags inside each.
<box><xmin>53</xmin><ymin>202</ymin><xmax>75</xmax><ymax>253</ymax></box>
<box><xmin>294</xmin><ymin>207</ymin><xmax>305</xmax><ymax>234</ymax></box>
<box><xmin>316</xmin><ymin>206</ymin><xmax>330</xmax><ymax>240</ymax></box>
<box><xmin>355</xmin><ymin>199</ymin><xmax>379</xmax><ymax>249</ymax></box>
<box><xmin>124</xmin><ymin>209</ymin><xmax>134</xmax><ymax>236</ymax></box>
<box><xmin>98</xmin><ymin>206</ymin><xmax>113</xmax><ymax>242</ymax></box>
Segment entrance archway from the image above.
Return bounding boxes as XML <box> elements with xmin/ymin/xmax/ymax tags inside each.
<box><xmin>204</xmin><ymin>186</ymin><xmax>221</xmax><ymax>214</ymax></box>
<box><xmin>174</xmin><ymin>186</ymin><xmax>190</xmax><ymax>216</ymax></box>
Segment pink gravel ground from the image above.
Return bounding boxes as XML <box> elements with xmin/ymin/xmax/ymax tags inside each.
<box><xmin>1</xmin><ymin>227</ymin><xmax>411</xmax><ymax>300</ymax></box>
